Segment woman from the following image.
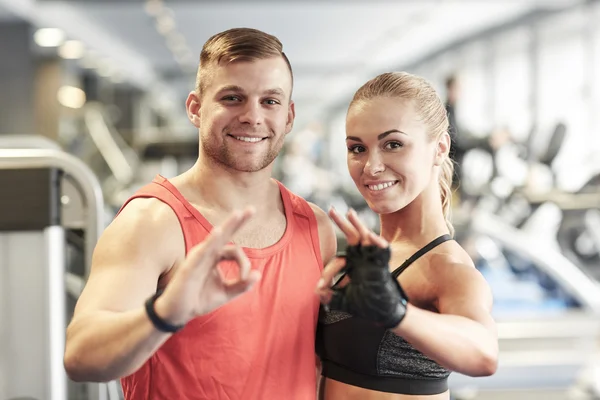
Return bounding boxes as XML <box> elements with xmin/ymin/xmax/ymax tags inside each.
<box><xmin>315</xmin><ymin>72</ymin><xmax>498</xmax><ymax>400</ymax></box>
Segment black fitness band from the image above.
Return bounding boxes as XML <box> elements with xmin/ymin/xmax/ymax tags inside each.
<box><xmin>144</xmin><ymin>290</ymin><xmax>185</xmax><ymax>333</ymax></box>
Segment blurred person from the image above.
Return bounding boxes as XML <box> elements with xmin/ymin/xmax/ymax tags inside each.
<box><xmin>445</xmin><ymin>74</ymin><xmax>460</xmax><ymax>155</ymax></box>
<box><xmin>445</xmin><ymin>74</ymin><xmax>466</xmax><ymax>199</ymax></box>
<box><xmin>315</xmin><ymin>72</ymin><xmax>498</xmax><ymax>400</ymax></box>
<box><xmin>64</xmin><ymin>27</ymin><xmax>337</xmax><ymax>400</ymax></box>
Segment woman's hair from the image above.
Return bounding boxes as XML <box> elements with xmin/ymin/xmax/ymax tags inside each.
<box><xmin>350</xmin><ymin>72</ymin><xmax>455</xmax><ymax>235</ymax></box>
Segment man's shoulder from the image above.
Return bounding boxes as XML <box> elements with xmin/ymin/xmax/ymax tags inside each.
<box><xmin>306</xmin><ymin>202</ymin><xmax>329</xmax><ymax>225</ymax></box>
<box><xmin>111</xmin><ymin>197</ymin><xmax>181</xmax><ymax>238</ymax></box>
<box><xmin>284</xmin><ymin>190</ymin><xmax>327</xmax><ymax>223</ymax></box>
<box><xmin>275</xmin><ymin>182</ymin><xmax>329</xmax><ymax>225</ymax></box>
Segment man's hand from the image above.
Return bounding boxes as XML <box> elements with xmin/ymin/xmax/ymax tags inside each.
<box><xmin>155</xmin><ymin>207</ymin><xmax>261</xmax><ymax>327</ymax></box>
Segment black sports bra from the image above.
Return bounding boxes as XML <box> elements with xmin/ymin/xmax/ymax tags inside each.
<box><xmin>316</xmin><ymin>234</ymin><xmax>453</xmax><ymax>395</ymax></box>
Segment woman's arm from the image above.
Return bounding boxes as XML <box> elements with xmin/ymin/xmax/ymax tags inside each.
<box><xmin>391</xmin><ymin>261</ymin><xmax>498</xmax><ymax>377</ymax></box>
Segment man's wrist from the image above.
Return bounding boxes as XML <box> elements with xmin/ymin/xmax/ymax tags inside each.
<box><xmin>145</xmin><ymin>290</ymin><xmax>186</xmax><ymax>333</ymax></box>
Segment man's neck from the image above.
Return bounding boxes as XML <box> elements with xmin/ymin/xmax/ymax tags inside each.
<box><xmin>180</xmin><ymin>158</ymin><xmax>278</xmax><ymax>213</ymax></box>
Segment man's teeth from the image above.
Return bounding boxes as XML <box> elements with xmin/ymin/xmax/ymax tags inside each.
<box><xmin>368</xmin><ymin>182</ymin><xmax>397</xmax><ymax>191</ymax></box>
<box><xmin>234</xmin><ymin>136</ymin><xmax>263</xmax><ymax>143</ymax></box>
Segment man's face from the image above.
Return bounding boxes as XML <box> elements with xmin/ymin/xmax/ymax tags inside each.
<box><xmin>189</xmin><ymin>57</ymin><xmax>295</xmax><ymax>172</ymax></box>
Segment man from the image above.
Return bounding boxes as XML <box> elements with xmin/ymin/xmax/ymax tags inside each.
<box><xmin>64</xmin><ymin>27</ymin><xmax>337</xmax><ymax>400</ymax></box>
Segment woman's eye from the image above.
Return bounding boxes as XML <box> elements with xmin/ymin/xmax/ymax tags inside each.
<box><xmin>384</xmin><ymin>141</ymin><xmax>403</xmax><ymax>150</ymax></box>
<box><xmin>348</xmin><ymin>145</ymin><xmax>365</xmax><ymax>154</ymax></box>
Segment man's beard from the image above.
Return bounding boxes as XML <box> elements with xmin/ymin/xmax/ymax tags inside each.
<box><xmin>201</xmin><ymin>132</ymin><xmax>285</xmax><ymax>172</ymax></box>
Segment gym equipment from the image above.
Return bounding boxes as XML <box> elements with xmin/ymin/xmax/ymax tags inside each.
<box><xmin>461</xmin><ymin>123</ymin><xmax>600</xmax><ymax>281</ymax></box>
<box><xmin>0</xmin><ymin>136</ymin><xmax>121</xmax><ymax>400</ymax></box>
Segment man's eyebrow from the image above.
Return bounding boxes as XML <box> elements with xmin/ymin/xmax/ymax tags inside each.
<box><xmin>263</xmin><ymin>88</ymin><xmax>285</xmax><ymax>97</ymax></box>
<box><xmin>216</xmin><ymin>85</ymin><xmax>246</xmax><ymax>93</ymax></box>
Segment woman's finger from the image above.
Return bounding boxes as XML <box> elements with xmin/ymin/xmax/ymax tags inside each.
<box><xmin>346</xmin><ymin>208</ymin><xmax>374</xmax><ymax>246</ymax></box>
<box><xmin>317</xmin><ymin>256</ymin><xmax>347</xmax><ymax>292</ymax></box>
<box><xmin>328</xmin><ymin>207</ymin><xmax>360</xmax><ymax>245</ymax></box>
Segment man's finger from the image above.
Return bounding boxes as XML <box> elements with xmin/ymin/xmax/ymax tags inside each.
<box><xmin>183</xmin><ymin>207</ymin><xmax>255</xmax><ymax>274</ymax></box>
<box><xmin>328</xmin><ymin>207</ymin><xmax>360</xmax><ymax>245</ymax></box>
<box><xmin>219</xmin><ymin>206</ymin><xmax>256</xmax><ymax>242</ymax></box>
<box><xmin>221</xmin><ymin>270</ymin><xmax>262</xmax><ymax>297</ymax></box>
<box><xmin>218</xmin><ymin>244</ymin><xmax>251</xmax><ymax>280</ymax></box>
<box><xmin>198</xmin><ymin>206</ymin><xmax>256</xmax><ymax>260</ymax></box>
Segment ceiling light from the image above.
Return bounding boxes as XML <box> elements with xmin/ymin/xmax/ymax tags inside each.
<box><xmin>57</xmin><ymin>86</ymin><xmax>86</xmax><ymax>109</ymax></box>
<box><xmin>34</xmin><ymin>28</ymin><xmax>65</xmax><ymax>48</ymax></box>
<box><xmin>156</xmin><ymin>15</ymin><xmax>175</xmax><ymax>35</ymax></box>
<box><xmin>144</xmin><ymin>0</ymin><xmax>163</xmax><ymax>16</ymax></box>
<box><xmin>59</xmin><ymin>40</ymin><xmax>85</xmax><ymax>59</ymax></box>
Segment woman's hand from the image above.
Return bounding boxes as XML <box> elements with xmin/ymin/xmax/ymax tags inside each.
<box><xmin>316</xmin><ymin>208</ymin><xmax>408</xmax><ymax>329</ymax></box>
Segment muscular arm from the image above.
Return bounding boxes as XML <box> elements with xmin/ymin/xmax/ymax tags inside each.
<box><xmin>64</xmin><ymin>199</ymin><xmax>184</xmax><ymax>382</ymax></box>
<box><xmin>391</xmin><ymin>262</ymin><xmax>498</xmax><ymax>377</ymax></box>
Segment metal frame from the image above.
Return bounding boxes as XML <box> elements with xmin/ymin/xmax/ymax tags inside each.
<box><xmin>0</xmin><ymin>147</ymin><xmax>118</xmax><ymax>400</ymax></box>
<box><xmin>46</xmin><ymin>225</ymin><xmax>67</xmax><ymax>400</ymax></box>
<box><xmin>0</xmin><ymin>149</ymin><xmax>103</xmax><ymax>277</ymax></box>
<box><xmin>0</xmin><ymin>134</ymin><xmax>62</xmax><ymax>150</ymax></box>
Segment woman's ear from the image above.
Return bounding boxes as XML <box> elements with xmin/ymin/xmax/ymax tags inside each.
<box><xmin>434</xmin><ymin>132</ymin><xmax>451</xmax><ymax>166</ymax></box>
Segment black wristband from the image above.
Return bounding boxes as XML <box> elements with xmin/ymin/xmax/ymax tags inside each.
<box><xmin>144</xmin><ymin>290</ymin><xmax>185</xmax><ymax>333</ymax></box>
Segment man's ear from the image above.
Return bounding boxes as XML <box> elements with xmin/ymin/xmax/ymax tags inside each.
<box><xmin>186</xmin><ymin>91</ymin><xmax>201</xmax><ymax>128</ymax></box>
<box><xmin>285</xmin><ymin>100</ymin><xmax>296</xmax><ymax>135</ymax></box>
<box><xmin>434</xmin><ymin>132</ymin><xmax>451</xmax><ymax>166</ymax></box>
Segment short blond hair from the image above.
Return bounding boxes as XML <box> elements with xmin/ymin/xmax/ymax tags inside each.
<box><xmin>195</xmin><ymin>27</ymin><xmax>293</xmax><ymax>96</ymax></box>
<box><xmin>350</xmin><ymin>72</ymin><xmax>455</xmax><ymax>236</ymax></box>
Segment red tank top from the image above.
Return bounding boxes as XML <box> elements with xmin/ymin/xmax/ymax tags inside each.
<box><xmin>119</xmin><ymin>175</ymin><xmax>324</xmax><ymax>400</ymax></box>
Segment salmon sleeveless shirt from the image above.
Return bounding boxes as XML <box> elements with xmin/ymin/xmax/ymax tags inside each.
<box><xmin>119</xmin><ymin>175</ymin><xmax>324</xmax><ymax>400</ymax></box>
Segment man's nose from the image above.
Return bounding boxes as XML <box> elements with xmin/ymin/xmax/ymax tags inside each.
<box><xmin>238</xmin><ymin>101</ymin><xmax>262</xmax><ymax>125</ymax></box>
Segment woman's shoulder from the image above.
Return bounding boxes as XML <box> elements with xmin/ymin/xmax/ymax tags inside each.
<box><xmin>424</xmin><ymin>241</ymin><xmax>478</xmax><ymax>281</ymax></box>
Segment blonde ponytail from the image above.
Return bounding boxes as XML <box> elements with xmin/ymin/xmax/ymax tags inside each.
<box><xmin>439</xmin><ymin>157</ymin><xmax>455</xmax><ymax>237</ymax></box>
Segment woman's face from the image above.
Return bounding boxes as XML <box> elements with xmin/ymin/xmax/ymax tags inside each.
<box><xmin>345</xmin><ymin>97</ymin><xmax>440</xmax><ymax>215</ymax></box>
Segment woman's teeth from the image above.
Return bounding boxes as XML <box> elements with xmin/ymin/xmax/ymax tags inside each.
<box><xmin>367</xmin><ymin>181</ymin><xmax>398</xmax><ymax>191</ymax></box>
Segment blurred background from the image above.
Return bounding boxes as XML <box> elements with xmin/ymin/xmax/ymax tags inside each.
<box><xmin>1</xmin><ymin>0</ymin><xmax>600</xmax><ymax>399</ymax></box>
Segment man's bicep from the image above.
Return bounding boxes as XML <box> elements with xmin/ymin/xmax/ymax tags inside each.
<box><xmin>73</xmin><ymin>199</ymin><xmax>183</xmax><ymax>318</ymax></box>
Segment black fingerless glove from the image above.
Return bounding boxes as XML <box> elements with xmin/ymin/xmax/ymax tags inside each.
<box><xmin>329</xmin><ymin>245</ymin><xmax>408</xmax><ymax>329</ymax></box>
